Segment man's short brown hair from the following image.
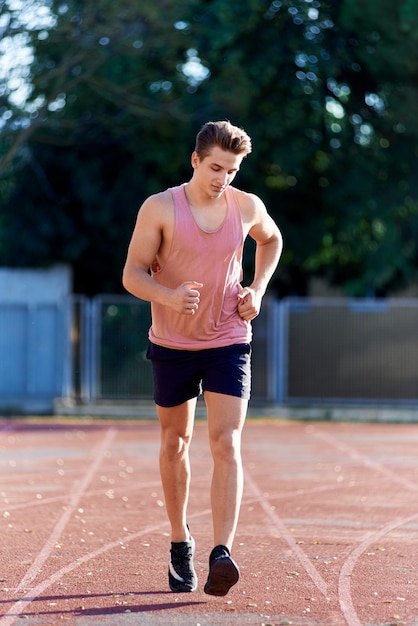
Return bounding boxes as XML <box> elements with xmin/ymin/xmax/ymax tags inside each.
<box><xmin>195</xmin><ymin>121</ymin><xmax>252</xmax><ymax>159</ymax></box>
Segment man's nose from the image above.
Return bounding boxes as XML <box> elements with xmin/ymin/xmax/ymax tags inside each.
<box><xmin>217</xmin><ymin>172</ymin><xmax>228</xmax><ymax>185</ymax></box>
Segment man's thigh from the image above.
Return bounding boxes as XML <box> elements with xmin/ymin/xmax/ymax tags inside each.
<box><xmin>204</xmin><ymin>391</ymin><xmax>248</xmax><ymax>441</ymax></box>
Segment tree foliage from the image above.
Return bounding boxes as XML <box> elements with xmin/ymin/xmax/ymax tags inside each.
<box><xmin>0</xmin><ymin>0</ymin><xmax>417</xmax><ymax>296</ymax></box>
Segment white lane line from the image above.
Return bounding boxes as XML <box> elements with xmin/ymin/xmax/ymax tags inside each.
<box><xmin>244</xmin><ymin>471</ymin><xmax>330</xmax><ymax>599</ymax></box>
<box><xmin>0</xmin><ymin>479</ymin><xmax>163</xmax><ymax>512</ymax></box>
<box><xmin>0</xmin><ymin>521</ymin><xmax>170</xmax><ymax>626</ymax></box>
<box><xmin>14</xmin><ymin>428</ymin><xmax>116</xmax><ymax>593</ymax></box>
<box><xmin>338</xmin><ymin>512</ymin><xmax>418</xmax><ymax>626</ymax></box>
<box><xmin>2</xmin><ymin>493</ymin><xmax>315</xmax><ymax>624</ymax></box>
<box><xmin>310</xmin><ymin>428</ymin><xmax>418</xmax><ymax>492</ymax></box>
<box><xmin>309</xmin><ymin>426</ymin><xmax>418</xmax><ymax>626</ymax></box>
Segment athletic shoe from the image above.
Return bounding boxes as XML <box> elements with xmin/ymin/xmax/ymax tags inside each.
<box><xmin>168</xmin><ymin>533</ymin><xmax>198</xmax><ymax>592</ymax></box>
<box><xmin>204</xmin><ymin>544</ymin><xmax>240</xmax><ymax>596</ymax></box>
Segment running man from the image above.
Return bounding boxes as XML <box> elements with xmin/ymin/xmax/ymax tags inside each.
<box><xmin>123</xmin><ymin>120</ymin><xmax>283</xmax><ymax>596</ymax></box>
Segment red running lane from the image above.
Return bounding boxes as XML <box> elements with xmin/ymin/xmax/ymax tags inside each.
<box><xmin>1</xmin><ymin>418</ymin><xmax>418</xmax><ymax>625</ymax></box>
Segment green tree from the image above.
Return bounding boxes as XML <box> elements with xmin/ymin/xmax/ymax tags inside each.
<box><xmin>184</xmin><ymin>0</ymin><xmax>418</xmax><ymax>295</ymax></box>
<box><xmin>0</xmin><ymin>0</ymin><xmax>204</xmax><ymax>293</ymax></box>
<box><xmin>1</xmin><ymin>0</ymin><xmax>417</xmax><ymax>296</ymax></box>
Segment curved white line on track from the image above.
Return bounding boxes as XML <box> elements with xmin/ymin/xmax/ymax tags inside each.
<box><xmin>0</xmin><ymin>479</ymin><xmax>163</xmax><ymax>512</ymax></box>
<box><xmin>0</xmin><ymin>521</ymin><xmax>170</xmax><ymax>625</ymax></box>
<box><xmin>244</xmin><ymin>471</ymin><xmax>330</xmax><ymax>599</ymax></box>
<box><xmin>3</xmin><ymin>422</ymin><xmax>414</xmax><ymax>625</ymax></box>
<box><xmin>1</xmin><ymin>479</ymin><xmax>343</xmax><ymax>515</ymax></box>
<box><xmin>308</xmin><ymin>427</ymin><xmax>418</xmax><ymax>626</ymax></box>
<box><xmin>1</xmin><ymin>486</ymin><xmax>336</xmax><ymax>625</ymax></box>
<box><xmin>4</xmin><ymin>427</ymin><xmax>116</xmax><ymax>615</ymax></box>
<box><xmin>309</xmin><ymin>428</ymin><xmax>418</xmax><ymax>492</ymax></box>
<box><xmin>338</xmin><ymin>512</ymin><xmax>418</xmax><ymax>626</ymax></box>
<box><xmin>3</xmin><ymin>492</ymin><xmax>328</xmax><ymax>625</ymax></box>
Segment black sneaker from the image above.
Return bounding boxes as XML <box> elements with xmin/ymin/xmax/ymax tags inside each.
<box><xmin>204</xmin><ymin>545</ymin><xmax>239</xmax><ymax>596</ymax></box>
<box><xmin>168</xmin><ymin>534</ymin><xmax>198</xmax><ymax>592</ymax></box>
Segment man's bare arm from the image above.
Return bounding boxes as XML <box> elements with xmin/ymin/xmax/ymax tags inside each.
<box><xmin>122</xmin><ymin>195</ymin><xmax>202</xmax><ymax>315</ymax></box>
<box><xmin>237</xmin><ymin>196</ymin><xmax>283</xmax><ymax>322</ymax></box>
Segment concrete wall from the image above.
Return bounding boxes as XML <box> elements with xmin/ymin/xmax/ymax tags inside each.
<box><xmin>0</xmin><ymin>266</ymin><xmax>72</xmax><ymax>414</ymax></box>
<box><xmin>0</xmin><ymin>265</ymin><xmax>72</xmax><ymax>303</ymax></box>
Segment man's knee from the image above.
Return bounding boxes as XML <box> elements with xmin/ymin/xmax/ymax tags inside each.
<box><xmin>210</xmin><ymin>429</ymin><xmax>241</xmax><ymax>462</ymax></box>
<box><xmin>161</xmin><ymin>429</ymin><xmax>191</xmax><ymax>460</ymax></box>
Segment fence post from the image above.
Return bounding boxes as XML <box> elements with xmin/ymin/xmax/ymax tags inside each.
<box><xmin>61</xmin><ymin>297</ymin><xmax>73</xmax><ymax>399</ymax></box>
<box><xmin>263</xmin><ymin>297</ymin><xmax>278</xmax><ymax>403</ymax></box>
<box><xmin>86</xmin><ymin>297</ymin><xmax>102</xmax><ymax>402</ymax></box>
<box><xmin>79</xmin><ymin>296</ymin><xmax>96</xmax><ymax>403</ymax></box>
<box><xmin>275</xmin><ymin>298</ymin><xmax>288</xmax><ymax>404</ymax></box>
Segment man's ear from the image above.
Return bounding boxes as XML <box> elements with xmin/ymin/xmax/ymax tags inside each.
<box><xmin>191</xmin><ymin>151</ymin><xmax>200</xmax><ymax>169</ymax></box>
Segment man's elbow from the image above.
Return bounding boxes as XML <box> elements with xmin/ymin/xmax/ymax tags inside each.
<box><xmin>272</xmin><ymin>227</ymin><xmax>283</xmax><ymax>252</ymax></box>
<box><xmin>122</xmin><ymin>265</ymin><xmax>134</xmax><ymax>294</ymax></box>
<box><xmin>264</xmin><ymin>229</ymin><xmax>283</xmax><ymax>252</ymax></box>
<box><xmin>266</xmin><ymin>231</ymin><xmax>283</xmax><ymax>267</ymax></box>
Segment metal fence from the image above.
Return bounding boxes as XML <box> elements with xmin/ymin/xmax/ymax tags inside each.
<box><xmin>67</xmin><ymin>296</ymin><xmax>418</xmax><ymax>407</ymax></box>
<box><xmin>278</xmin><ymin>298</ymin><xmax>418</xmax><ymax>405</ymax></box>
<box><xmin>70</xmin><ymin>295</ymin><xmax>277</xmax><ymax>403</ymax></box>
<box><xmin>3</xmin><ymin>295</ymin><xmax>417</xmax><ymax>412</ymax></box>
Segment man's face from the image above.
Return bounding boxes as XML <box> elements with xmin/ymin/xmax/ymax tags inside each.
<box><xmin>192</xmin><ymin>146</ymin><xmax>244</xmax><ymax>199</ymax></box>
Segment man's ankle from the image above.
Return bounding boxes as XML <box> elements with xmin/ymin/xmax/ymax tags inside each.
<box><xmin>171</xmin><ymin>525</ymin><xmax>191</xmax><ymax>543</ymax></box>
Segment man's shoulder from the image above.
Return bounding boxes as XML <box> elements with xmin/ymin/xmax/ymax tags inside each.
<box><xmin>145</xmin><ymin>187</ymin><xmax>173</xmax><ymax>204</ymax></box>
<box><xmin>140</xmin><ymin>188</ymin><xmax>175</xmax><ymax>213</ymax></box>
<box><xmin>230</xmin><ymin>185</ymin><xmax>262</xmax><ymax>203</ymax></box>
<box><xmin>229</xmin><ymin>186</ymin><xmax>266</xmax><ymax>217</ymax></box>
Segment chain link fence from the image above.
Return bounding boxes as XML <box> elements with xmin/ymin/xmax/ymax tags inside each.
<box><xmin>66</xmin><ymin>296</ymin><xmax>418</xmax><ymax>407</ymax></box>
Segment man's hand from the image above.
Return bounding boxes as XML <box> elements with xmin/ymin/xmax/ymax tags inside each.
<box><xmin>170</xmin><ymin>281</ymin><xmax>203</xmax><ymax>315</ymax></box>
<box><xmin>237</xmin><ymin>287</ymin><xmax>261</xmax><ymax>322</ymax></box>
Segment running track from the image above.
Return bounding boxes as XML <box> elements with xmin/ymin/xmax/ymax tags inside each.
<box><xmin>1</xmin><ymin>417</ymin><xmax>418</xmax><ymax>625</ymax></box>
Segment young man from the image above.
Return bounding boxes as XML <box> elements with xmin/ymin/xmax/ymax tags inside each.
<box><xmin>122</xmin><ymin>120</ymin><xmax>282</xmax><ymax>596</ymax></box>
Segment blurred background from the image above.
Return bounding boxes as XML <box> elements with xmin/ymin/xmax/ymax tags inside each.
<box><xmin>1</xmin><ymin>0</ymin><xmax>418</xmax><ymax>414</ymax></box>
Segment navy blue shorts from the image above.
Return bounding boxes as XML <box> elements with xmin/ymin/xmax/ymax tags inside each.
<box><xmin>146</xmin><ymin>342</ymin><xmax>252</xmax><ymax>408</ymax></box>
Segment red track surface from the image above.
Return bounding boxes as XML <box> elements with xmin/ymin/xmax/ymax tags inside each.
<box><xmin>1</xmin><ymin>417</ymin><xmax>418</xmax><ymax>626</ymax></box>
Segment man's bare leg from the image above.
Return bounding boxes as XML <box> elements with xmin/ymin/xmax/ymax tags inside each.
<box><xmin>157</xmin><ymin>398</ymin><xmax>198</xmax><ymax>592</ymax></box>
<box><xmin>205</xmin><ymin>391</ymin><xmax>247</xmax><ymax>548</ymax></box>
<box><xmin>156</xmin><ymin>398</ymin><xmax>197</xmax><ymax>542</ymax></box>
<box><xmin>204</xmin><ymin>391</ymin><xmax>247</xmax><ymax>596</ymax></box>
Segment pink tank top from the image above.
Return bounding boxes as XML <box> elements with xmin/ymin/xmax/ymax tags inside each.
<box><xmin>148</xmin><ymin>184</ymin><xmax>252</xmax><ymax>349</ymax></box>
